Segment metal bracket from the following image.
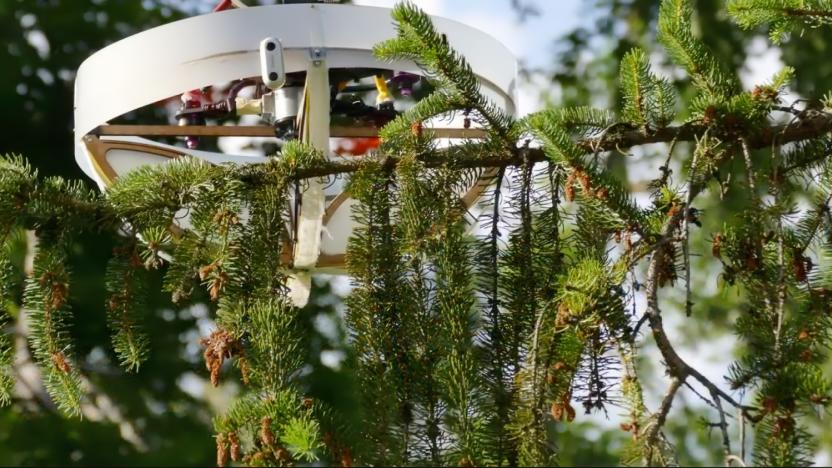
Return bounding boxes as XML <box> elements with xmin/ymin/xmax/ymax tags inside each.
<box><xmin>308</xmin><ymin>48</ymin><xmax>326</xmax><ymax>66</ymax></box>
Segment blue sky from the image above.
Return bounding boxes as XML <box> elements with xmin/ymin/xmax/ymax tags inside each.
<box><xmin>354</xmin><ymin>0</ymin><xmax>584</xmax><ymax>70</ymax></box>
<box><xmin>353</xmin><ymin>0</ymin><xmax>587</xmax><ymax>114</ymax></box>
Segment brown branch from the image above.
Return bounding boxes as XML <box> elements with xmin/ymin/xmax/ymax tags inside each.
<box><xmin>712</xmin><ymin>389</ymin><xmax>733</xmax><ymax>465</ymax></box>
<box><xmin>647</xmin><ymin>377</ymin><xmax>684</xmax><ymax>445</ymax></box>
<box><xmin>644</xmin><ymin>204</ymin><xmax>757</xmax><ymax>419</ymax></box>
<box><xmin>781</xmin><ymin>7</ymin><xmax>832</xmax><ymax>18</ymax></box>
<box><xmin>292</xmin><ymin>110</ymin><xmax>832</xmax><ymax>179</ymax></box>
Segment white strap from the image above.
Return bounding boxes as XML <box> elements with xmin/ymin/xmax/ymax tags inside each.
<box><xmin>286</xmin><ymin>57</ymin><xmax>329</xmax><ymax>307</ymax></box>
<box><xmin>286</xmin><ymin>272</ymin><xmax>312</xmax><ymax>308</ymax></box>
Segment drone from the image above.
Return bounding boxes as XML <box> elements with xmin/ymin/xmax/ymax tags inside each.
<box><xmin>73</xmin><ymin>1</ymin><xmax>517</xmax><ymax>305</ymax></box>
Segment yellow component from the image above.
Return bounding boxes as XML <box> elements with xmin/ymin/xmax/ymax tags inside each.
<box><xmin>337</xmin><ymin>81</ymin><xmax>348</xmax><ymax>92</ymax></box>
<box><xmin>234</xmin><ymin>97</ymin><xmax>262</xmax><ymax>115</ymax></box>
<box><xmin>88</xmin><ymin>149</ymin><xmax>114</xmax><ymax>186</ymax></box>
<box><xmin>373</xmin><ymin>74</ymin><xmax>392</xmax><ymax>106</ymax></box>
<box><xmin>82</xmin><ymin>136</ymin><xmax>114</xmax><ymax>186</ymax></box>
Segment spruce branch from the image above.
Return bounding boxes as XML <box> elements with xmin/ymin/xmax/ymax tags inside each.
<box><xmin>374</xmin><ymin>1</ymin><xmax>518</xmax><ymax>148</ymax></box>
<box><xmin>287</xmin><ymin>107</ymin><xmax>832</xmax><ymax>180</ymax></box>
<box><xmin>658</xmin><ymin>0</ymin><xmax>740</xmax><ymax>98</ymax></box>
<box><xmin>23</xmin><ymin>239</ymin><xmax>83</xmax><ymax>417</ymax></box>
<box><xmin>5</xmin><ymin>1</ymin><xmax>832</xmax><ymax>464</ymax></box>
<box><xmin>105</xmin><ymin>240</ymin><xmax>151</xmax><ymax>371</ymax></box>
<box><xmin>0</xmin><ymin>243</ymin><xmax>15</xmax><ymax>407</ymax></box>
<box><xmin>620</xmin><ymin>48</ymin><xmax>676</xmax><ymax>131</ymax></box>
<box><xmin>729</xmin><ymin>0</ymin><xmax>832</xmax><ymax>43</ymax></box>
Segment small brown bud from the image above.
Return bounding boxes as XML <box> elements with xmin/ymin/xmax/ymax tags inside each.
<box><xmin>550</xmin><ymin>394</ymin><xmax>575</xmax><ymax>422</ymax></box>
<box><xmin>260</xmin><ymin>416</ymin><xmax>275</xmax><ymax>447</ymax></box>
<box><xmin>341</xmin><ymin>447</ymin><xmax>353</xmax><ymax>468</ymax></box>
<box><xmin>51</xmin><ymin>352</ymin><xmax>71</xmax><ymax>374</ymax></box>
<box><xmin>763</xmin><ymin>396</ymin><xmax>778</xmax><ymax>414</ymax></box>
<box><xmin>216</xmin><ymin>432</ymin><xmax>229</xmax><ymax>467</ymax></box>
<box><xmin>576</xmin><ymin>170</ymin><xmax>591</xmax><ymax>193</ymax></box>
<box><xmin>794</xmin><ymin>254</ymin><xmax>808</xmax><ymax>282</ymax></box>
<box><xmin>275</xmin><ymin>447</ymin><xmax>291</xmax><ymax>463</ymax></box>
<box><xmin>411</xmin><ymin>120</ymin><xmax>423</xmax><ymax>138</ymax></box>
<box><xmin>773</xmin><ymin>416</ymin><xmax>795</xmax><ymax>437</ymax></box>
<box><xmin>712</xmin><ymin>234</ymin><xmax>723</xmax><ymax>259</ymax></box>
<box><xmin>703</xmin><ymin>105</ymin><xmax>717</xmax><ymax>125</ymax></box>
<box><xmin>199</xmin><ymin>262</ymin><xmax>217</xmax><ymax>281</ymax></box>
<box><xmin>564</xmin><ymin>175</ymin><xmax>575</xmax><ymax>202</ymax></box>
<box><xmin>550</xmin><ymin>402</ymin><xmax>563</xmax><ymax>421</ymax></box>
<box><xmin>564</xmin><ymin>401</ymin><xmax>576</xmax><ymax>422</ymax></box>
<box><xmin>239</xmin><ymin>356</ymin><xmax>250</xmax><ymax>385</ymax></box>
<box><xmin>228</xmin><ymin>432</ymin><xmax>241</xmax><ymax>462</ymax></box>
<box><xmin>623</xmin><ymin>230</ymin><xmax>633</xmax><ymax>251</ymax></box>
<box><xmin>209</xmin><ymin>271</ymin><xmax>229</xmax><ymax>302</ymax></box>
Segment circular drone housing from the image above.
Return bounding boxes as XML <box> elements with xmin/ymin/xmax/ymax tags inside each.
<box><xmin>73</xmin><ymin>3</ymin><xmax>517</xmax><ymax>273</ymax></box>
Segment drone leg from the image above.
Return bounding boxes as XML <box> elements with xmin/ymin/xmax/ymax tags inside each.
<box><xmin>286</xmin><ymin>54</ymin><xmax>330</xmax><ymax>308</ymax></box>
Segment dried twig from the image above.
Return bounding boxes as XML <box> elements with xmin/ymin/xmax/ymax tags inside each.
<box><xmin>711</xmin><ymin>389</ymin><xmax>732</xmax><ymax>464</ymax></box>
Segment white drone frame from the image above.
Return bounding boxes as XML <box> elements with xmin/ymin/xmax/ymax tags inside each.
<box><xmin>73</xmin><ymin>3</ymin><xmax>517</xmax><ymax>303</ymax></box>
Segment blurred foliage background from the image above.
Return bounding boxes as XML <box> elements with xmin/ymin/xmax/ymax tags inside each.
<box><xmin>1</xmin><ymin>0</ymin><xmax>831</xmax><ymax>465</ymax></box>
